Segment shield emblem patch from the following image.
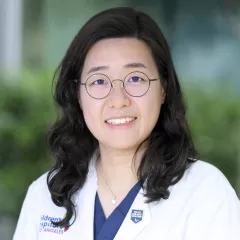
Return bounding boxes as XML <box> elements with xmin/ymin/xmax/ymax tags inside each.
<box><xmin>131</xmin><ymin>209</ymin><xmax>143</xmax><ymax>223</ymax></box>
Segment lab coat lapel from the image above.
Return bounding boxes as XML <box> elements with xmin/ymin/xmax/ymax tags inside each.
<box><xmin>74</xmin><ymin>159</ymin><xmax>98</xmax><ymax>240</ymax></box>
<box><xmin>114</xmin><ymin>188</ymin><xmax>151</xmax><ymax>240</ymax></box>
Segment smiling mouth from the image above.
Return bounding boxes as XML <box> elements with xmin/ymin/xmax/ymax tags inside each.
<box><xmin>105</xmin><ymin>117</ymin><xmax>137</xmax><ymax>125</ymax></box>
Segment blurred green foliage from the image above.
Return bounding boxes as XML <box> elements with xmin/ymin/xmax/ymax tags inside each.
<box><xmin>185</xmin><ymin>83</ymin><xmax>240</xmax><ymax>188</ymax></box>
<box><xmin>0</xmin><ymin>70</ymin><xmax>55</xmax><ymax>217</ymax></box>
<box><xmin>0</xmin><ymin>71</ymin><xmax>239</xmax><ymax>218</ymax></box>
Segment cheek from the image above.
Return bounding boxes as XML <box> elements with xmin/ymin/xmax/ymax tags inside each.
<box><xmin>80</xmin><ymin>96</ymin><xmax>103</xmax><ymax>135</ymax></box>
<box><xmin>83</xmin><ymin>107</ymin><xmax>100</xmax><ymax>138</ymax></box>
<box><xmin>139</xmin><ymin>88</ymin><xmax>162</xmax><ymax>127</ymax></box>
<box><xmin>79</xmin><ymin>87</ymin><xmax>91</xmax><ymax>111</ymax></box>
<box><xmin>144</xmin><ymin>98</ymin><xmax>161</xmax><ymax>121</ymax></box>
<box><xmin>145</xmin><ymin>84</ymin><xmax>162</xmax><ymax>111</ymax></box>
<box><xmin>82</xmin><ymin>100</ymin><xmax>97</xmax><ymax>122</ymax></box>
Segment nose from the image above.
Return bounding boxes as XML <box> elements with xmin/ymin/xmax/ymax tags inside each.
<box><xmin>107</xmin><ymin>79</ymin><xmax>131</xmax><ymax>108</ymax></box>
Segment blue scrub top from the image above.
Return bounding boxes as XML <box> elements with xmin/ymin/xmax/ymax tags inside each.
<box><xmin>94</xmin><ymin>182</ymin><xmax>141</xmax><ymax>240</ymax></box>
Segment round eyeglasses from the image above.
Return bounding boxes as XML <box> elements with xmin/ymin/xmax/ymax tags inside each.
<box><xmin>77</xmin><ymin>71</ymin><xmax>160</xmax><ymax>99</ymax></box>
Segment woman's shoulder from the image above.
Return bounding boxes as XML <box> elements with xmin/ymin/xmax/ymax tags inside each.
<box><xmin>186</xmin><ymin>159</ymin><xmax>227</xmax><ymax>180</ymax></box>
<box><xmin>185</xmin><ymin>160</ymin><xmax>232</xmax><ymax>185</ymax></box>
<box><xmin>174</xmin><ymin>159</ymin><xmax>239</xmax><ymax>200</ymax></box>
<box><xmin>26</xmin><ymin>171</ymin><xmax>51</xmax><ymax>202</ymax></box>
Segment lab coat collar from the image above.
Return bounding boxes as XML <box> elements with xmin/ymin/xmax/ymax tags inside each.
<box><xmin>74</xmin><ymin>152</ymin><xmax>98</xmax><ymax>239</ymax></box>
<box><xmin>114</xmin><ymin>187</ymin><xmax>151</xmax><ymax>240</ymax></box>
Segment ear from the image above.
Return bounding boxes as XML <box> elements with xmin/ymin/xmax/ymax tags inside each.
<box><xmin>160</xmin><ymin>80</ymin><xmax>167</xmax><ymax>104</ymax></box>
<box><xmin>161</xmin><ymin>88</ymin><xmax>166</xmax><ymax>104</ymax></box>
<box><xmin>78</xmin><ymin>99</ymin><xmax>82</xmax><ymax>109</ymax></box>
<box><xmin>77</xmin><ymin>87</ymin><xmax>82</xmax><ymax>109</ymax></box>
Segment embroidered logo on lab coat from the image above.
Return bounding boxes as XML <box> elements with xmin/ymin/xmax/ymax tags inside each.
<box><xmin>131</xmin><ymin>209</ymin><xmax>143</xmax><ymax>223</ymax></box>
<box><xmin>39</xmin><ymin>214</ymin><xmax>71</xmax><ymax>234</ymax></box>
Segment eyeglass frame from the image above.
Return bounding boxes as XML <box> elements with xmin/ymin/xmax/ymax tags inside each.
<box><xmin>75</xmin><ymin>71</ymin><xmax>160</xmax><ymax>99</ymax></box>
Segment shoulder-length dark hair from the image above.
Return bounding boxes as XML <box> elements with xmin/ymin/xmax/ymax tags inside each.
<box><xmin>47</xmin><ymin>7</ymin><xmax>198</xmax><ymax>227</ymax></box>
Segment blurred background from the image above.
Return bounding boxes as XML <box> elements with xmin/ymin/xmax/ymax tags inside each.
<box><xmin>0</xmin><ymin>0</ymin><xmax>239</xmax><ymax>239</ymax></box>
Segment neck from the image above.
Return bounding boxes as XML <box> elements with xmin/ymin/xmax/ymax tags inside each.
<box><xmin>96</xmin><ymin>144</ymin><xmax>146</xmax><ymax>191</ymax></box>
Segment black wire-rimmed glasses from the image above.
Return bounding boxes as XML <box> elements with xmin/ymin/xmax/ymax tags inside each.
<box><xmin>76</xmin><ymin>71</ymin><xmax>160</xmax><ymax>99</ymax></box>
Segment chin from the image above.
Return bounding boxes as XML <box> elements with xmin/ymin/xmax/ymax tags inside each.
<box><xmin>100</xmin><ymin>137</ymin><xmax>145</xmax><ymax>151</ymax></box>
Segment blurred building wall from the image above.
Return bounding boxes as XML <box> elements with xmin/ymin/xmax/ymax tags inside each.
<box><xmin>0</xmin><ymin>0</ymin><xmax>22</xmax><ymax>75</ymax></box>
<box><xmin>27</xmin><ymin>0</ymin><xmax>239</xmax><ymax>86</ymax></box>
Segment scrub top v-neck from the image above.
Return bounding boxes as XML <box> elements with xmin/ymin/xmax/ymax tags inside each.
<box><xmin>94</xmin><ymin>181</ymin><xmax>141</xmax><ymax>240</ymax></box>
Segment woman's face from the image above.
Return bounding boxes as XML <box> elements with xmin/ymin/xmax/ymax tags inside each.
<box><xmin>79</xmin><ymin>38</ymin><xmax>165</xmax><ymax>150</ymax></box>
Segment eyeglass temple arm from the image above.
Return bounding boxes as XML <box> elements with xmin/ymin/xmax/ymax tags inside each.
<box><xmin>149</xmin><ymin>78</ymin><xmax>160</xmax><ymax>82</ymax></box>
<box><xmin>74</xmin><ymin>79</ymin><xmax>86</xmax><ymax>85</ymax></box>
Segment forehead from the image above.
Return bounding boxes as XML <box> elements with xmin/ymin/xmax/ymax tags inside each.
<box><xmin>82</xmin><ymin>38</ymin><xmax>157</xmax><ymax>74</ymax></box>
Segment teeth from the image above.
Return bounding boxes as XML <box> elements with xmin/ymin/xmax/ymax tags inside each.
<box><xmin>106</xmin><ymin>118</ymin><xmax>136</xmax><ymax>125</ymax></box>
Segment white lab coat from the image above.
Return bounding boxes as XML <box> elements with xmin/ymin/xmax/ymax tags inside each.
<box><xmin>13</xmin><ymin>159</ymin><xmax>240</xmax><ymax>240</ymax></box>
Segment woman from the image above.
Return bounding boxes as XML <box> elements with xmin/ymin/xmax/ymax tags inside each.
<box><xmin>14</xmin><ymin>7</ymin><xmax>240</xmax><ymax>240</ymax></box>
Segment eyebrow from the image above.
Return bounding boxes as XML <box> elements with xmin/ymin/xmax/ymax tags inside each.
<box><xmin>87</xmin><ymin>62</ymin><xmax>147</xmax><ymax>75</ymax></box>
<box><xmin>124</xmin><ymin>62</ymin><xmax>147</xmax><ymax>69</ymax></box>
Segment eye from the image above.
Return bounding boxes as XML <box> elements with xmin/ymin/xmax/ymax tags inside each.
<box><xmin>128</xmin><ymin>76</ymin><xmax>143</xmax><ymax>83</ymax></box>
<box><xmin>92</xmin><ymin>79</ymin><xmax>107</xmax><ymax>85</ymax></box>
